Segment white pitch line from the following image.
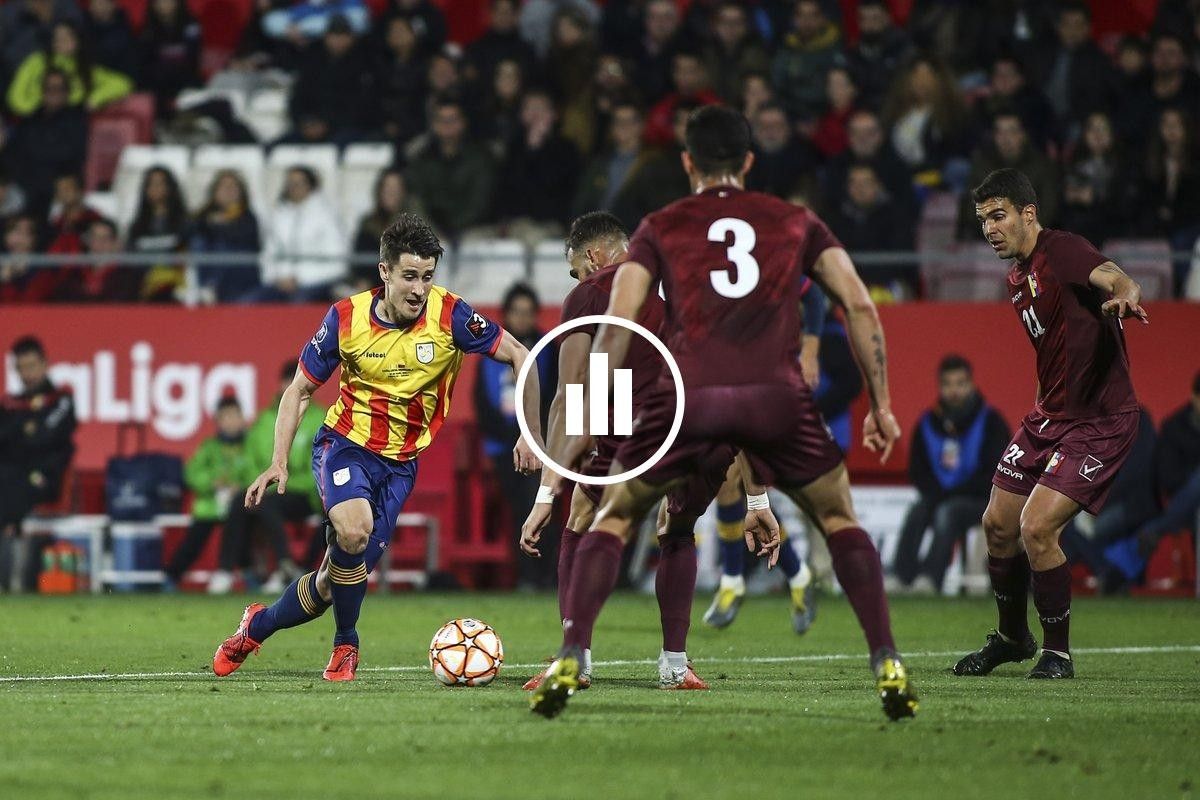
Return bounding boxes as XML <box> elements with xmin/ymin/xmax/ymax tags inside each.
<box><xmin>1</xmin><ymin>644</ymin><xmax>1197</xmax><ymax>684</ymax></box>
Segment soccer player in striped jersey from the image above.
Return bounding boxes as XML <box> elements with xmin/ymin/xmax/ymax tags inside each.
<box><xmin>212</xmin><ymin>214</ymin><xmax>543</xmax><ymax>681</ymax></box>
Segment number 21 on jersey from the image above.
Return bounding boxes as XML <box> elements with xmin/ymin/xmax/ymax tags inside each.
<box><xmin>708</xmin><ymin>218</ymin><xmax>759</xmax><ymax>298</ymax></box>
<box><xmin>1021</xmin><ymin>306</ymin><xmax>1046</xmax><ymax>338</ymax></box>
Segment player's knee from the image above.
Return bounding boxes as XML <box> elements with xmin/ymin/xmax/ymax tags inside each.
<box><xmin>334</xmin><ymin>522</ymin><xmax>372</xmax><ymax>554</ymax></box>
<box><xmin>982</xmin><ymin>507</ymin><xmax>1018</xmax><ymax>549</ymax></box>
<box><xmin>1018</xmin><ymin>512</ymin><xmax>1058</xmax><ymax>557</ymax></box>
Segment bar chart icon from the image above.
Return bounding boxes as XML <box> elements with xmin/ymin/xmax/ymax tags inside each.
<box><xmin>565</xmin><ymin>353</ymin><xmax>633</xmax><ymax>436</ymax></box>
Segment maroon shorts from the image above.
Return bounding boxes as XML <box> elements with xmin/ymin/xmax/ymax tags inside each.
<box><xmin>579</xmin><ymin>433</ymin><xmax>733</xmax><ymax>519</ymax></box>
<box><xmin>991</xmin><ymin>409</ymin><xmax>1139</xmax><ymax>515</ymax></box>
<box><xmin>615</xmin><ymin>382</ymin><xmax>844</xmax><ymax>493</ymax></box>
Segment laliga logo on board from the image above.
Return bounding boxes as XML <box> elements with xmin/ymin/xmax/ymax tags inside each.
<box><xmin>514</xmin><ymin>315</ymin><xmax>685</xmax><ymax>485</ymax></box>
<box><xmin>3</xmin><ymin>342</ymin><xmax>256</xmax><ymax>440</ymax></box>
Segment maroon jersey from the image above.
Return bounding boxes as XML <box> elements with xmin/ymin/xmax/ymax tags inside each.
<box><xmin>1006</xmin><ymin>229</ymin><xmax>1138</xmax><ymax>419</ymax></box>
<box><xmin>626</xmin><ymin>186</ymin><xmax>841</xmax><ymax>387</ymax></box>
<box><xmin>559</xmin><ymin>262</ymin><xmax>667</xmax><ymax>411</ymax></box>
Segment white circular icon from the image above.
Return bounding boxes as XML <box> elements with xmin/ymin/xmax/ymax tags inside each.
<box><xmin>514</xmin><ymin>314</ymin><xmax>686</xmax><ymax>486</ymax></box>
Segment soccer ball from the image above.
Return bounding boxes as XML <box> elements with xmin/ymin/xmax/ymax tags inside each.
<box><xmin>428</xmin><ymin>618</ymin><xmax>504</xmax><ymax>686</ymax></box>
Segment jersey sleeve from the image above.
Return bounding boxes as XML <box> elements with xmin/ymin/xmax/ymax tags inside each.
<box><xmin>1046</xmin><ymin>232</ymin><xmax>1108</xmax><ymax>288</ymax></box>
<box><xmin>450</xmin><ymin>296</ymin><xmax>503</xmax><ymax>355</ymax></box>
<box><xmin>298</xmin><ymin>304</ymin><xmax>340</xmax><ymax>386</ymax></box>
<box><xmin>797</xmin><ymin>213</ymin><xmax>843</xmax><ymax>275</ymax></box>
<box><xmin>626</xmin><ymin>218</ymin><xmax>665</xmax><ymax>281</ymax></box>
<box><xmin>558</xmin><ymin>282</ymin><xmax>603</xmax><ymax>341</ymax></box>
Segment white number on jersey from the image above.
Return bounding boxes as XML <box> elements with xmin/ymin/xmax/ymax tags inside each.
<box><xmin>1021</xmin><ymin>307</ymin><xmax>1046</xmax><ymax>339</ymax></box>
<box><xmin>1002</xmin><ymin>444</ymin><xmax>1026</xmax><ymax>465</ymax></box>
<box><xmin>707</xmin><ymin>218</ymin><xmax>760</xmax><ymax>299</ymax></box>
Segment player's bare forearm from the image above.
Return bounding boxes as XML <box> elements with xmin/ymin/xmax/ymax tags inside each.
<box><xmin>1091</xmin><ymin>261</ymin><xmax>1149</xmax><ymax>323</ymax></box>
<box><xmin>735</xmin><ymin>452</ymin><xmax>767</xmax><ymax>495</ymax></box>
<box><xmin>541</xmin><ymin>333</ymin><xmax>591</xmax><ymax>492</ymax></box>
<box><xmin>844</xmin><ymin>303</ymin><xmax>892</xmax><ymax>410</ymax></box>
<box><xmin>494</xmin><ymin>331</ymin><xmax>544</xmax><ymax>444</ymax></box>
<box><xmin>595</xmin><ymin>260</ymin><xmax>653</xmax><ymax>369</ymax></box>
<box><xmin>271</xmin><ymin>372</ymin><xmax>316</xmax><ymax>468</ymax></box>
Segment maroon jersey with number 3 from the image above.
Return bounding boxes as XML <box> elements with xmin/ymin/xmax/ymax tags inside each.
<box><xmin>626</xmin><ymin>186</ymin><xmax>841</xmax><ymax>388</ymax></box>
<box><xmin>1006</xmin><ymin>229</ymin><xmax>1138</xmax><ymax>419</ymax></box>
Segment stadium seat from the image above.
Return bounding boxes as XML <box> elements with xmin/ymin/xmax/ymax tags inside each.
<box><xmin>1103</xmin><ymin>239</ymin><xmax>1173</xmax><ymax>301</ymax></box>
<box><xmin>244</xmin><ymin>88</ymin><xmax>290</xmax><ymax>144</ymax></box>
<box><xmin>265</xmin><ymin>144</ymin><xmax>340</xmax><ymax>209</ymax></box>
<box><xmin>450</xmin><ymin>238</ymin><xmax>528</xmax><ymax>305</ymax></box>
<box><xmin>187</xmin><ymin>144</ymin><xmax>268</xmax><ymax>220</ymax></box>
<box><xmin>531</xmin><ymin>239</ymin><xmax>577</xmax><ymax>303</ymax></box>
<box><xmin>930</xmin><ymin>243</ymin><xmax>1007</xmax><ymax>302</ymax></box>
<box><xmin>84</xmin><ymin>191</ymin><xmax>120</xmax><ymax>222</ymax></box>
<box><xmin>917</xmin><ymin>190</ymin><xmax>961</xmax><ymax>292</ymax></box>
<box><xmin>338</xmin><ymin>143</ymin><xmax>396</xmax><ymax>240</ymax></box>
<box><xmin>91</xmin><ymin>93</ymin><xmax>156</xmax><ymax>144</ymax></box>
<box><xmin>84</xmin><ymin>117</ymin><xmax>140</xmax><ymax>191</ymax></box>
<box><xmin>112</xmin><ymin>145</ymin><xmax>193</xmax><ymax>230</ymax></box>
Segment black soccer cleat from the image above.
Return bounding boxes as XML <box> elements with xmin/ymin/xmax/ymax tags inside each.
<box><xmin>951</xmin><ymin>630</ymin><xmax>1038</xmax><ymax>676</ymax></box>
<box><xmin>872</xmin><ymin>648</ymin><xmax>918</xmax><ymax>721</ymax></box>
<box><xmin>529</xmin><ymin>646</ymin><xmax>583</xmax><ymax>719</ymax></box>
<box><xmin>1027</xmin><ymin>650</ymin><xmax>1074</xmax><ymax>679</ymax></box>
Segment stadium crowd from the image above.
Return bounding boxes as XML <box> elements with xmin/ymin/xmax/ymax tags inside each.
<box><xmin>1</xmin><ymin>0</ymin><xmax>1200</xmax><ymax>304</ymax></box>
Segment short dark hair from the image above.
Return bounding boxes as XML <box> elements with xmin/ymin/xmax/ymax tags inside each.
<box><xmin>938</xmin><ymin>354</ymin><xmax>972</xmax><ymax>376</ymax></box>
<box><xmin>379</xmin><ymin>212</ymin><xmax>444</xmax><ymax>266</ymax></box>
<box><xmin>685</xmin><ymin>105</ymin><xmax>751</xmax><ymax>175</ymax></box>
<box><xmin>216</xmin><ymin>395</ymin><xmax>242</xmax><ymax>413</ymax></box>
<box><xmin>502</xmin><ymin>282</ymin><xmax>540</xmax><ymax>312</ymax></box>
<box><xmin>565</xmin><ymin>211</ymin><xmax>629</xmax><ymax>257</ymax></box>
<box><xmin>11</xmin><ymin>336</ymin><xmax>45</xmax><ymax>360</ymax></box>
<box><xmin>1059</xmin><ymin>0</ymin><xmax>1090</xmax><ymax>20</ymax></box>
<box><xmin>971</xmin><ymin>168</ymin><xmax>1038</xmax><ymax>211</ymax></box>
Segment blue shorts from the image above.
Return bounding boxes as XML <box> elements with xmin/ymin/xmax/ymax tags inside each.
<box><xmin>312</xmin><ymin>426</ymin><xmax>418</xmax><ymax>572</ymax></box>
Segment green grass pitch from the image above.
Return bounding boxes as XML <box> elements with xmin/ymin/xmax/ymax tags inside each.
<box><xmin>1</xmin><ymin>592</ymin><xmax>1197</xmax><ymax>800</ymax></box>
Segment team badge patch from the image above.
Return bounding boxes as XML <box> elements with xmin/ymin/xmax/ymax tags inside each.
<box><xmin>311</xmin><ymin>322</ymin><xmax>328</xmax><ymax>349</ymax></box>
<box><xmin>466</xmin><ymin>312</ymin><xmax>488</xmax><ymax>338</ymax></box>
<box><xmin>1044</xmin><ymin>451</ymin><xmax>1064</xmax><ymax>476</ymax></box>
<box><xmin>1027</xmin><ymin>273</ymin><xmax>1041</xmax><ymax>299</ymax></box>
<box><xmin>1078</xmin><ymin>455</ymin><xmax>1103</xmax><ymax>482</ymax></box>
<box><xmin>416</xmin><ymin>342</ymin><xmax>435</xmax><ymax>364</ymax></box>
<box><xmin>332</xmin><ymin>467</ymin><xmax>351</xmax><ymax>487</ymax></box>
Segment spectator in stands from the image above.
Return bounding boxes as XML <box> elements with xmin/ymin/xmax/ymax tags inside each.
<box><xmin>905</xmin><ymin>0</ymin><xmax>988</xmax><ymax>77</ymax></box>
<box><xmin>1061</xmin><ymin>111</ymin><xmax>1136</xmax><ymax>247</ymax></box>
<box><xmin>474</xmin><ymin>283</ymin><xmax>557</xmax><ymax>591</ymax></box>
<box><xmin>465</xmin><ymin>0</ymin><xmax>537</xmax><ymax>87</ymax></box>
<box><xmin>1149</xmin><ymin>33</ymin><xmax>1200</xmax><ymax>120</ymax></box>
<box><xmin>374</xmin><ymin>16</ymin><xmax>428</xmax><ymax>147</ymax></box>
<box><xmin>138</xmin><ymin>0</ymin><xmax>202</xmax><ymax>119</ymax></box>
<box><xmin>746</xmin><ymin>102</ymin><xmax>817</xmax><ymax>200</ymax></box>
<box><xmin>957</xmin><ymin>112</ymin><xmax>1059</xmax><ymax>239</ymax></box>
<box><xmin>1027</xmin><ymin>1</ymin><xmax>1116</xmax><ymax>139</ymax></box>
<box><xmin>0</xmin><ymin>214</ymin><xmax>64</xmax><ymax>303</ymax></box>
<box><xmin>74</xmin><ymin>217</ymin><xmax>143</xmax><ymax>302</ymax></box>
<box><xmin>826</xmin><ymin>163</ymin><xmax>916</xmax><ymax>296</ymax></box>
<box><xmin>881</xmin><ymin>54</ymin><xmax>967</xmax><ymax>181</ymax></box>
<box><xmin>213</xmin><ymin>362</ymin><xmax>325</xmax><ymax>593</ymax></box>
<box><xmin>258</xmin><ymin>166</ymin><xmax>346</xmax><ymax>302</ymax></box>
<box><xmin>703</xmin><ymin>2</ymin><xmax>770</xmax><ymax>105</ymax></box>
<box><xmin>545</xmin><ymin>7</ymin><xmax>601</xmax><ymax>157</ymax></box>
<box><xmin>261</xmin><ymin>0</ymin><xmax>371</xmax><ymax>42</ymax></box>
<box><xmin>7</xmin><ymin>21</ymin><xmax>133</xmax><ymax>117</ymax></box>
<box><xmin>740</xmin><ymin>70</ymin><xmax>775</xmax><ymax>120</ymax></box>
<box><xmin>232</xmin><ymin>0</ymin><xmax>303</xmax><ymax>72</ymax></box>
<box><xmin>812</xmin><ymin>66</ymin><xmax>859</xmax><ymax>159</ymax></box>
<box><xmin>5</xmin><ymin>68</ymin><xmax>87</xmax><ymax>218</ymax></box>
<box><xmin>162</xmin><ymin>395</ymin><xmax>254</xmax><ymax>592</ymax></box>
<box><xmin>287</xmin><ymin>14</ymin><xmax>374</xmax><ymax>146</ymax></box>
<box><xmin>632</xmin><ymin>0</ymin><xmax>683</xmax><ymax>106</ymax></box>
<box><xmin>405</xmin><ymin>99</ymin><xmax>496</xmax><ymax>241</ymax></box>
<box><xmin>382</xmin><ymin>0</ymin><xmax>447</xmax><ymax>59</ymax></box>
<box><xmin>1136</xmin><ymin>371</ymin><xmax>1200</xmax><ymax>560</ymax></box>
<box><xmin>890</xmin><ymin>355</ymin><xmax>1010</xmax><ymax>594</ymax></box>
<box><xmin>0</xmin><ymin>0</ymin><xmax>82</xmax><ymax>84</ymax></box>
<box><xmin>969</xmin><ymin>55</ymin><xmax>1055</xmax><ymax>152</ymax></box>
<box><xmin>588</xmin><ymin>54</ymin><xmax>635</xmax><ymax>147</ymax></box>
<box><xmin>351</xmin><ymin>168</ymin><xmax>423</xmax><ymax>290</ymax></box>
<box><xmin>189</xmin><ymin>170</ymin><xmax>263</xmax><ymax>303</ymax></box>
<box><xmin>0</xmin><ymin>336</ymin><xmax>75</xmax><ymax>591</ymax></box>
<box><xmin>83</xmin><ymin>0</ymin><xmax>140</xmax><ymax>81</ymax></box>
<box><xmin>520</xmin><ymin>0</ymin><xmax>600</xmax><ymax>61</ymax></box>
<box><xmin>821</xmin><ymin>108</ymin><xmax>915</xmax><ymax>220</ymax></box>
<box><xmin>44</xmin><ymin>172</ymin><xmax>101</xmax><ymax>254</ymax></box>
<box><xmin>473</xmin><ymin>57</ymin><xmax>523</xmax><ymax>152</ymax></box>
<box><xmin>1113</xmin><ymin>35</ymin><xmax>1156</xmax><ymax>154</ymax></box>
<box><xmin>492</xmin><ymin>89</ymin><xmax>581</xmax><ymax>243</ymax></box>
<box><xmin>1141</xmin><ymin>107</ymin><xmax>1200</xmax><ymax>293</ymax></box>
<box><xmin>771</xmin><ymin>0</ymin><xmax>841</xmax><ymax>124</ymax></box>
<box><xmin>0</xmin><ymin>166</ymin><xmax>28</xmax><ymax>219</ymax></box>
<box><xmin>127</xmin><ymin>166</ymin><xmax>189</xmax><ymax>302</ymax></box>
<box><xmin>644</xmin><ymin>49</ymin><xmax>721</xmax><ymax>147</ymax></box>
<box><xmin>838</xmin><ymin>0</ymin><xmax>911</xmax><ymax>112</ymax></box>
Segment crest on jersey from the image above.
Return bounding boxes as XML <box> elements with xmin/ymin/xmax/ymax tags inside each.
<box><xmin>1027</xmin><ymin>273</ymin><xmax>1041</xmax><ymax>299</ymax></box>
<box><xmin>466</xmin><ymin>312</ymin><xmax>489</xmax><ymax>338</ymax></box>
<box><xmin>1044</xmin><ymin>451</ymin><xmax>1064</xmax><ymax>475</ymax></box>
<box><xmin>311</xmin><ymin>322</ymin><xmax>328</xmax><ymax>349</ymax></box>
<box><xmin>416</xmin><ymin>341</ymin><xmax>435</xmax><ymax>364</ymax></box>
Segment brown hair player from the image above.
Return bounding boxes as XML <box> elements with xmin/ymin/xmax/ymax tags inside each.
<box><xmin>953</xmin><ymin>167</ymin><xmax>1148</xmax><ymax>680</ymax></box>
<box><xmin>528</xmin><ymin>105</ymin><xmax>917</xmax><ymax>721</ymax></box>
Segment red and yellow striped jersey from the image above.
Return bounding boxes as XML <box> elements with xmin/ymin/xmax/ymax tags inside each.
<box><xmin>299</xmin><ymin>286</ymin><xmax>502</xmax><ymax>461</ymax></box>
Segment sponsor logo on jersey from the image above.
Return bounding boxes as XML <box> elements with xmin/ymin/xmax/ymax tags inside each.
<box><xmin>1079</xmin><ymin>455</ymin><xmax>1103</xmax><ymax>482</ymax></box>
<box><xmin>1011</xmin><ymin>290</ymin><xmax>1024</xmax><ymax>303</ymax></box>
<box><xmin>997</xmin><ymin>463</ymin><xmax>1025</xmax><ymax>482</ymax></box>
<box><xmin>466</xmin><ymin>313</ymin><xmax>488</xmax><ymax>338</ymax></box>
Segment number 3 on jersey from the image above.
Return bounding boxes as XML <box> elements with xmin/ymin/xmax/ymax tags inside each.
<box><xmin>708</xmin><ymin>218</ymin><xmax>759</xmax><ymax>298</ymax></box>
<box><xmin>1021</xmin><ymin>306</ymin><xmax>1046</xmax><ymax>338</ymax></box>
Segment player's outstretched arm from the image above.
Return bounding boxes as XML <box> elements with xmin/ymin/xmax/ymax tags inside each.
<box><xmin>1090</xmin><ymin>261</ymin><xmax>1149</xmax><ymax>324</ymax></box>
<box><xmin>810</xmin><ymin>246</ymin><xmax>901</xmax><ymax>463</ymax></box>
<box><xmin>735</xmin><ymin>452</ymin><xmax>781</xmax><ymax>569</ymax></box>
<box><xmin>594</xmin><ymin>261</ymin><xmax>653</xmax><ymax>374</ymax></box>
<box><xmin>245</xmin><ymin>367</ymin><xmax>319</xmax><ymax>509</ymax></box>
<box><xmin>491</xmin><ymin>329</ymin><xmax>544</xmax><ymax>475</ymax></box>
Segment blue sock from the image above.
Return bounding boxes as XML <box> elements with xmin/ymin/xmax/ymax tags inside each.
<box><xmin>778</xmin><ymin>539</ymin><xmax>801</xmax><ymax>579</ymax></box>
<box><xmin>720</xmin><ymin>539</ymin><xmax>745</xmax><ymax>577</ymax></box>
<box><xmin>328</xmin><ymin>544</ymin><xmax>369</xmax><ymax>647</ymax></box>
<box><xmin>248</xmin><ymin>571</ymin><xmax>330</xmax><ymax>643</ymax></box>
<box><xmin>716</xmin><ymin>499</ymin><xmax>747</xmax><ymax>577</ymax></box>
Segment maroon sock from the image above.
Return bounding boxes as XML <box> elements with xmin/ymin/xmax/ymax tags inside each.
<box><xmin>563</xmin><ymin>531</ymin><xmax>624</xmax><ymax>650</ymax></box>
<box><xmin>655</xmin><ymin>532</ymin><xmax>697</xmax><ymax>652</ymax></box>
<box><xmin>1031</xmin><ymin>563</ymin><xmax>1072</xmax><ymax>654</ymax></box>
<box><xmin>827</xmin><ymin>527</ymin><xmax>896</xmax><ymax>656</ymax></box>
<box><xmin>988</xmin><ymin>553</ymin><xmax>1032</xmax><ymax>641</ymax></box>
<box><xmin>557</xmin><ymin>528</ymin><xmax>582</xmax><ymax>623</ymax></box>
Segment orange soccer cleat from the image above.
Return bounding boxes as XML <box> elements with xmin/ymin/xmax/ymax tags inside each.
<box><xmin>522</xmin><ymin>669</ymin><xmax>548</xmax><ymax>691</ymax></box>
<box><xmin>660</xmin><ymin>665</ymin><xmax>710</xmax><ymax>690</ymax></box>
<box><xmin>323</xmin><ymin>644</ymin><xmax>360</xmax><ymax>681</ymax></box>
<box><xmin>212</xmin><ymin>603</ymin><xmax>266</xmax><ymax>677</ymax></box>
